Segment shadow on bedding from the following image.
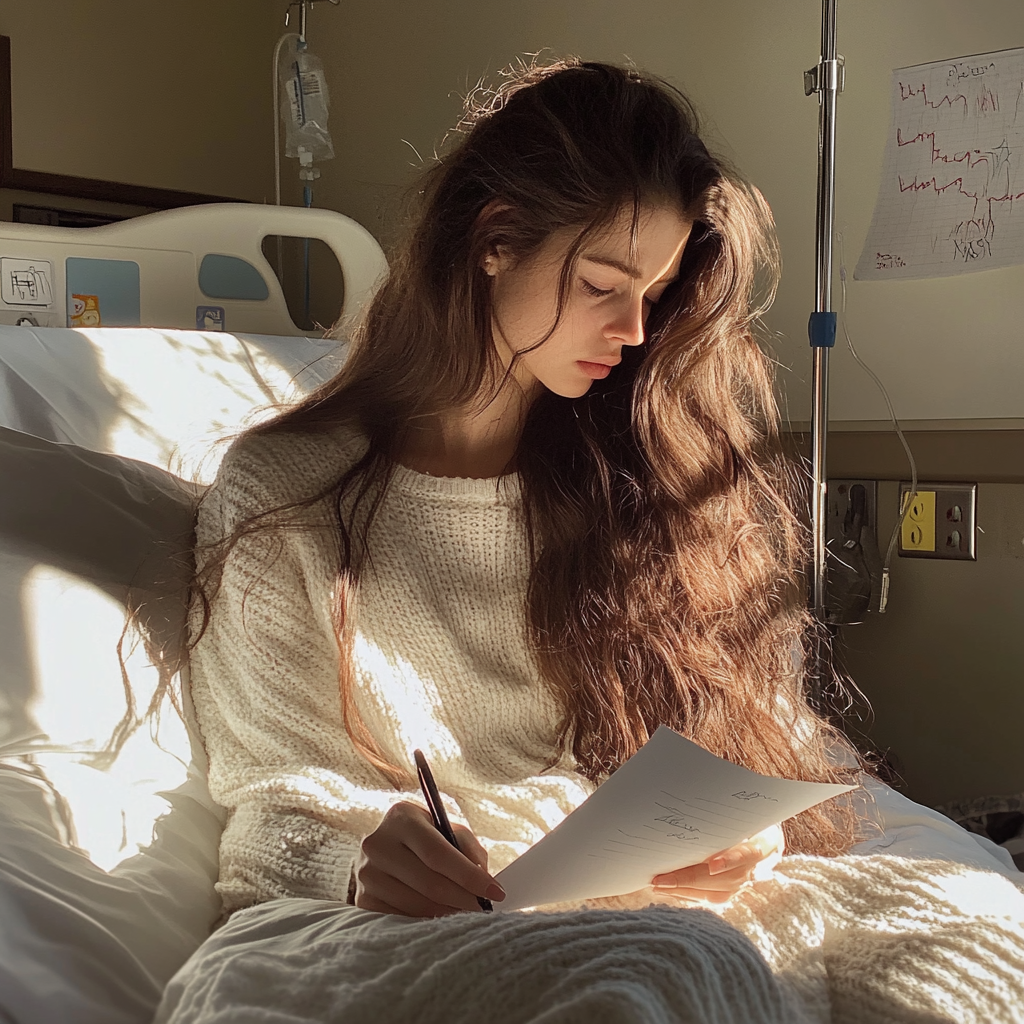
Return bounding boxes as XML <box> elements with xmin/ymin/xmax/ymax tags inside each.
<box><xmin>0</xmin><ymin>425</ymin><xmax>200</xmax><ymax>748</ymax></box>
<box><xmin>0</xmin><ymin>763</ymin><xmax>222</xmax><ymax>1024</ymax></box>
<box><xmin>0</xmin><ymin>426</ymin><xmax>227</xmax><ymax>1022</ymax></box>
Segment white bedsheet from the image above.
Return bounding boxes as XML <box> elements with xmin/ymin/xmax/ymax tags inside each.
<box><xmin>0</xmin><ymin>325</ymin><xmax>339</xmax><ymax>1023</ymax></box>
<box><xmin>851</xmin><ymin>775</ymin><xmax>1022</xmax><ymax>877</ymax></box>
<box><xmin>0</xmin><ymin>325</ymin><xmax>343</xmax><ymax>868</ymax></box>
<box><xmin>0</xmin><ymin>325</ymin><xmax>343</xmax><ymax>481</ymax></box>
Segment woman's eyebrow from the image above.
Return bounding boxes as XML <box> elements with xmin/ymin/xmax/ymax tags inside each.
<box><xmin>581</xmin><ymin>255</ymin><xmax>642</xmax><ymax>279</ymax></box>
<box><xmin>581</xmin><ymin>255</ymin><xmax>679</xmax><ymax>285</ymax></box>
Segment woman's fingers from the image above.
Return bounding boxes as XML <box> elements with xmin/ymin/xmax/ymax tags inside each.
<box><xmin>452</xmin><ymin>823</ymin><xmax>489</xmax><ymax>871</ymax></box>
<box><xmin>652</xmin><ymin>860</ymin><xmax>754</xmax><ymax>893</ymax></box>
<box><xmin>355</xmin><ymin>863</ymin><xmax>466</xmax><ymax>918</ymax></box>
<box><xmin>355</xmin><ymin>801</ymin><xmax>503</xmax><ymax>917</ymax></box>
<box><xmin>372</xmin><ymin>840</ymin><xmax>489</xmax><ymax>912</ymax></box>
<box><xmin>651</xmin><ymin>823</ymin><xmax>786</xmax><ymax>896</ymax></box>
<box><xmin>705</xmin><ymin>824</ymin><xmax>785</xmax><ymax>876</ymax></box>
<box><xmin>398</xmin><ymin>806</ymin><xmax>504</xmax><ymax>901</ymax></box>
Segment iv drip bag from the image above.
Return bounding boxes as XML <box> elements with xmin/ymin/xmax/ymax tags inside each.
<box><xmin>278</xmin><ymin>36</ymin><xmax>335</xmax><ymax>165</ymax></box>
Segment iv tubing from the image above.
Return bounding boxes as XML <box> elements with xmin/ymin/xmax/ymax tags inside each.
<box><xmin>303</xmin><ymin>185</ymin><xmax>313</xmax><ymax>324</ymax></box>
<box><xmin>838</xmin><ymin>234</ymin><xmax>918</xmax><ymax>614</ymax></box>
<box><xmin>272</xmin><ymin>32</ymin><xmax>300</xmax><ymax>208</ymax></box>
<box><xmin>272</xmin><ymin>31</ymin><xmax>300</xmax><ymax>284</ymax></box>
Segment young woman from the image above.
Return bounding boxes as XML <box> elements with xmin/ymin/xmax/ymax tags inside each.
<box><xmin>187</xmin><ymin>58</ymin><xmax>864</xmax><ymax>927</ymax></box>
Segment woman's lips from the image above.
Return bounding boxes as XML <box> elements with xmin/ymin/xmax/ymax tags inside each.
<box><xmin>577</xmin><ymin>360</ymin><xmax>617</xmax><ymax>379</ymax></box>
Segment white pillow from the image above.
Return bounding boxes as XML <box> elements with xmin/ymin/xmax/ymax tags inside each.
<box><xmin>0</xmin><ymin>326</ymin><xmax>343</xmax><ymax>1022</ymax></box>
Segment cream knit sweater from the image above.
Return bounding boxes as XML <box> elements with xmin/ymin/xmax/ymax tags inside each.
<box><xmin>189</xmin><ymin>427</ymin><xmax>595</xmax><ymax>917</ymax></box>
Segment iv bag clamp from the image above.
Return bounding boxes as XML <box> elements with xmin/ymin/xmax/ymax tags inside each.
<box><xmin>804</xmin><ymin>56</ymin><xmax>846</xmax><ymax>96</ymax></box>
<box><xmin>284</xmin><ymin>0</ymin><xmax>340</xmax><ymax>43</ymax></box>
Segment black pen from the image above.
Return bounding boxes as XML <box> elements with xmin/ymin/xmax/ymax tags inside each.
<box><xmin>413</xmin><ymin>749</ymin><xmax>493</xmax><ymax>913</ymax></box>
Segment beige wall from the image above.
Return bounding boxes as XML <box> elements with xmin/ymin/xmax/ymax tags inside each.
<box><xmin>5</xmin><ymin>0</ymin><xmax>1018</xmax><ymax>418</ymax></box>
<box><xmin>0</xmin><ymin>0</ymin><xmax>278</xmax><ymax>203</ymax></box>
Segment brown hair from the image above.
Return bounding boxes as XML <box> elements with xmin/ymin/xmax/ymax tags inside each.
<box><xmin>187</xmin><ymin>58</ymin><xmax>867</xmax><ymax>855</ymax></box>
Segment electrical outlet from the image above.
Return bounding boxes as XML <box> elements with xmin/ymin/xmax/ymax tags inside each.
<box><xmin>900</xmin><ymin>490</ymin><xmax>936</xmax><ymax>552</ymax></box>
<box><xmin>826</xmin><ymin>479</ymin><xmax>878</xmax><ymax>548</ymax></box>
<box><xmin>898</xmin><ymin>482</ymin><xmax>977</xmax><ymax>560</ymax></box>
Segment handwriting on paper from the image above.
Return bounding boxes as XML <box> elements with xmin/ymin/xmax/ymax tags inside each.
<box><xmin>493</xmin><ymin>727</ymin><xmax>856</xmax><ymax>911</ymax></box>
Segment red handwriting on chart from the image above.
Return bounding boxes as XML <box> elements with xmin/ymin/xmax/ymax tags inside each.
<box><xmin>897</xmin><ymin>175</ymin><xmax>1024</xmax><ymax>203</ymax></box>
<box><xmin>896</xmin><ymin>129</ymin><xmax>992</xmax><ymax>171</ymax></box>
<box><xmin>899</xmin><ymin>81</ymin><xmax>969</xmax><ymax>113</ymax></box>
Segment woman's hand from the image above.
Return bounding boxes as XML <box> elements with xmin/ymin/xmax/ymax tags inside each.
<box><xmin>354</xmin><ymin>801</ymin><xmax>506</xmax><ymax>917</ymax></box>
<box><xmin>650</xmin><ymin>823</ymin><xmax>785</xmax><ymax>905</ymax></box>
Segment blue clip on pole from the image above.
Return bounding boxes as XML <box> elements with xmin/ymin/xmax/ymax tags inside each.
<box><xmin>808</xmin><ymin>310</ymin><xmax>837</xmax><ymax>348</ymax></box>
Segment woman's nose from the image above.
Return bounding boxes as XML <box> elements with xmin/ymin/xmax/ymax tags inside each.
<box><xmin>605</xmin><ymin>299</ymin><xmax>647</xmax><ymax>347</ymax></box>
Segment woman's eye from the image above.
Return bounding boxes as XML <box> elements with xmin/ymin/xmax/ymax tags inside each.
<box><xmin>581</xmin><ymin>280</ymin><xmax>614</xmax><ymax>297</ymax></box>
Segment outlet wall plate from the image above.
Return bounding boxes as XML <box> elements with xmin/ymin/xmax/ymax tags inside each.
<box><xmin>826</xmin><ymin>479</ymin><xmax>878</xmax><ymax>547</ymax></box>
<box><xmin>898</xmin><ymin>482</ymin><xmax>977</xmax><ymax>560</ymax></box>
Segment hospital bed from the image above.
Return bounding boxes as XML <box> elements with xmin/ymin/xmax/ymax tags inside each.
<box><xmin>0</xmin><ymin>204</ymin><xmax>1022</xmax><ymax>1024</ymax></box>
<box><xmin>0</xmin><ymin>203</ymin><xmax>384</xmax><ymax>335</ymax></box>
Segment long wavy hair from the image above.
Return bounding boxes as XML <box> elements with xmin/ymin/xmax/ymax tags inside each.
<box><xmin>188</xmin><ymin>58</ymin><xmax>868</xmax><ymax>856</ymax></box>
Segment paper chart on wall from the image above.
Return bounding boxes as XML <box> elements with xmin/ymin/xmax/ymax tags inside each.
<box><xmin>855</xmin><ymin>47</ymin><xmax>1024</xmax><ymax>281</ymax></box>
<box><xmin>493</xmin><ymin>726</ymin><xmax>855</xmax><ymax>912</ymax></box>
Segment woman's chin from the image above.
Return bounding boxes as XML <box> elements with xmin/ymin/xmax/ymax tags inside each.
<box><xmin>540</xmin><ymin>369</ymin><xmax>597</xmax><ymax>399</ymax></box>
<box><xmin>545</xmin><ymin>380</ymin><xmax>594</xmax><ymax>399</ymax></box>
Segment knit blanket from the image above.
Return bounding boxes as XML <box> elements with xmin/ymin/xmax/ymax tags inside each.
<box><xmin>155</xmin><ymin>854</ymin><xmax>1024</xmax><ymax>1024</ymax></box>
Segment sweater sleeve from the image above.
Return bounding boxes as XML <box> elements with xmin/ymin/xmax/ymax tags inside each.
<box><xmin>188</xmin><ymin>433</ymin><xmax>393</xmax><ymax>920</ymax></box>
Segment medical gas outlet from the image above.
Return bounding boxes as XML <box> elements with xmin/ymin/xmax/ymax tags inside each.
<box><xmin>898</xmin><ymin>483</ymin><xmax>977</xmax><ymax>561</ymax></box>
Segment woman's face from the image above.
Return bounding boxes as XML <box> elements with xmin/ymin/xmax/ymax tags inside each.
<box><xmin>486</xmin><ymin>204</ymin><xmax>693</xmax><ymax>399</ymax></box>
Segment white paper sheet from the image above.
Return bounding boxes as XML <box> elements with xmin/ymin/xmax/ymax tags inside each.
<box><xmin>494</xmin><ymin>726</ymin><xmax>855</xmax><ymax>911</ymax></box>
<box><xmin>855</xmin><ymin>47</ymin><xmax>1024</xmax><ymax>281</ymax></box>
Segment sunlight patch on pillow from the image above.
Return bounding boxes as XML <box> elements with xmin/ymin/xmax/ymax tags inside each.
<box><xmin>21</xmin><ymin>564</ymin><xmax>191</xmax><ymax>870</ymax></box>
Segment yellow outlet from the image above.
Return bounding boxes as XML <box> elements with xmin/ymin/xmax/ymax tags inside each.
<box><xmin>900</xmin><ymin>490</ymin><xmax>936</xmax><ymax>552</ymax></box>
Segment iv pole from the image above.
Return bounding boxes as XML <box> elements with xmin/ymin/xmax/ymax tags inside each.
<box><xmin>804</xmin><ymin>0</ymin><xmax>844</xmax><ymax>697</ymax></box>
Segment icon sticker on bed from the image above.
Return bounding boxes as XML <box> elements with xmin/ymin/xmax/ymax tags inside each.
<box><xmin>1</xmin><ymin>258</ymin><xmax>54</xmax><ymax>306</ymax></box>
<box><xmin>196</xmin><ymin>305</ymin><xmax>226</xmax><ymax>331</ymax></box>
<box><xmin>70</xmin><ymin>294</ymin><xmax>101</xmax><ymax>327</ymax></box>
<box><xmin>65</xmin><ymin>257</ymin><xmax>141</xmax><ymax>327</ymax></box>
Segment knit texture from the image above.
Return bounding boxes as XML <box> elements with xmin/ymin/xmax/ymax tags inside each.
<box><xmin>157</xmin><ymin>901</ymin><xmax>803</xmax><ymax>1024</ymax></box>
<box><xmin>721</xmin><ymin>854</ymin><xmax>1024</xmax><ymax>1023</ymax></box>
<box><xmin>155</xmin><ymin>855</ymin><xmax>1024</xmax><ymax>1024</ymax></box>
<box><xmin>189</xmin><ymin>427</ymin><xmax>594</xmax><ymax>918</ymax></box>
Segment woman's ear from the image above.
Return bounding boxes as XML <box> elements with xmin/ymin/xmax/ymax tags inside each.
<box><xmin>476</xmin><ymin>199</ymin><xmax>515</xmax><ymax>276</ymax></box>
<box><xmin>481</xmin><ymin>250</ymin><xmax>508</xmax><ymax>277</ymax></box>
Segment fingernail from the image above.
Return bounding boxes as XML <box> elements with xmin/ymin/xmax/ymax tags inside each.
<box><xmin>707</xmin><ymin>857</ymin><xmax>729</xmax><ymax>876</ymax></box>
<box><xmin>652</xmin><ymin>877</ymin><xmax>675</xmax><ymax>888</ymax></box>
<box><xmin>486</xmin><ymin>883</ymin><xmax>506</xmax><ymax>901</ymax></box>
